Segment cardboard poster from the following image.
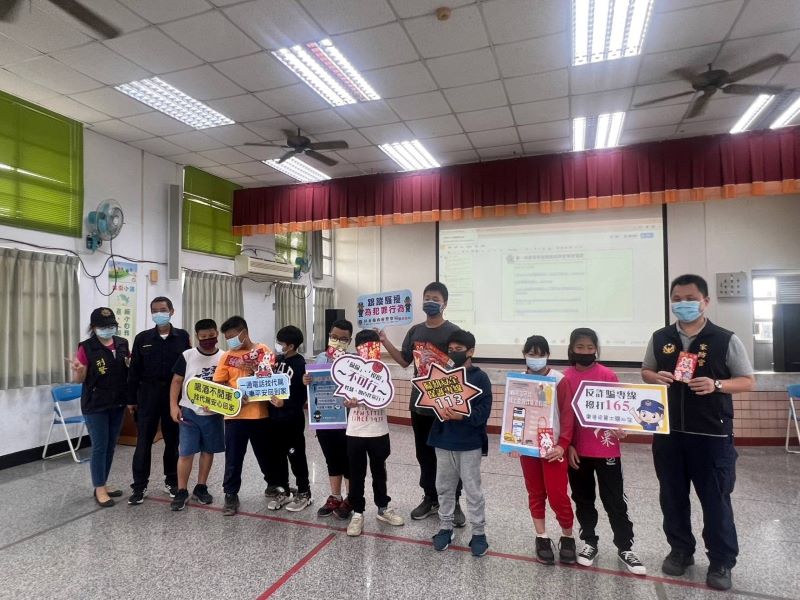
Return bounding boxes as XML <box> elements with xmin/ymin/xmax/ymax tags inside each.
<box><xmin>411</xmin><ymin>363</ymin><xmax>482</xmax><ymax>422</ymax></box>
<box><xmin>108</xmin><ymin>261</ymin><xmax>137</xmax><ymax>345</ymax></box>
<box><xmin>572</xmin><ymin>381</ymin><xmax>670</xmax><ymax>434</ymax></box>
<box><xmin>237</xmin><ymin>373</ymin><xmax>291</xmax><ymax>401</ymax></box>
<box><xmin>185</xmin><ymin>377</ymin><xmax>242</xmax><ymax>417</ymax></box>
<box><xmin>357</xmin><ymin>289</ymin><xmax>413</xmax><ymax>329</ymax></box>
<box><xmin>412</xmin><ymin>341</ymin><xmax>454</xmax><ymax>378</ymax></box>
<box><xmin>499</xmin><ymin>373</ymin><xmax>557</xmax><ymax>458</ymax></box>
<box><xmin>306</xmin><ymin>364</ymin><xmax>347</xmax><ymax>429</ymax></box>
<box><xmin>330</xmin><ymin>354</ymin><xmax>394</xmax><ymax>409</ymax></box>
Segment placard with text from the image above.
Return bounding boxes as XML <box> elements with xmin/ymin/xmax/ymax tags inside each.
<box><xmin>357</xmin><ymin>289</ymin><xmax>413</xmax><ymax>329</ymax></box>
<box><xmin>307</xmin><ymin>364</ymin><xmax>347</xmax><ymax>429</ymax></box>
<box><xmin>499</xmin><ymin>373</ymin><xmax>557</xmax><ymax>458</ymax></box>
<box><xmin>572</xmin><ymin>381</ymin><xmax>670</xmax><ymax>434</ymax></box>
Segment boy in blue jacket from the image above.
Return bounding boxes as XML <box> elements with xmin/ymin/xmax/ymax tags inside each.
<box><xmin>428</xmin><ymin>330</ymin><xmax>492</xmax><ymax>557</ymax></box>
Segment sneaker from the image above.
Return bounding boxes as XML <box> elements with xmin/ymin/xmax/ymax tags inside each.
<box><xmin>469</xmin><ymin>534</ymin><xmax>489</xmax><ymax>557</ymax></box>
<box><xmin>376</xmin><ymin>507</ymin><xmax>405</xmax><ymax>526</ymax></box>
<box><xmin>453</xmin><ymin>502</ymin><xmax>466</xmax><ymax>528</ymax></box>
<box><xmin>535</xmin><ymin>536</ymin><xmax>555</xmax><ymax>565</ymax></box>
<box><xmin>164</xmin><ymin>483</ymin><xmax>178</xmax><ymax>498</ymax></box>
<box><xmin>192</xmin><ymin>484</ymin><xmax>213</xmax><ymax>505</ymax></box>
<box><xmin>222</xmin><ymin>493</ymin><xmax>239</xmax><ymax>516</ymax></box>
<box><xmin>559</xmin><ymin>536</ymin><xmax>577</xmax><ymax>564</ymax></box>
<box><xmin>347</xmin><ymin>513</ymin><xmax>364</xmax><ymax>537</ymax></box>
<box><xmin>706</xmin><ymin>565</ymin><xmax>732</xmax><ymax>591</ymax></box>
<box><xmin>317</xmin><ymin>495</ymin><xmax>341</xmax><ymax>517</ymax></box>
<box><xmin>264</xmin><ymin>485</ymin><xmax>282</xmax><ymax>498</ymax></box>
<box><xmin>577</xmin><ymin>544</ymin><xmax>598</xmax><ymax>567</ymax></box>
<box><xmin>410</xmin><ymin>496</ymin><xmax>439</xmax><ymax>520</ymax></box>
<box><xmin>127</xmin><ymin>489</ymin><xmax>147</xmax><ymax>505</ymax></box>
<box><xmin>661</xmin><ymin>550</ymin><xmax>694</xmax><ymax>576</ymax></box>
<box><xmin>334</xmin><ymin>498</ymin><xmax>353</xmax><ymax>520</ymax></box>
<box><xmin>619</xmin><ymin>550</ymin><xmax>647</xmax><ymax>575</ymax></box>
<box><xmin>286</xmin><ymin>491</ymin><xmax>313</xmax><ymax>512</ymax></box>
<box><xmin>432</xmin><ymin>528</ymin><xmax>454</xmax><ymax>551</ymax></box>
<box><xmin>267</xmin><ymin>490</ymin><xmax>292</xmax><ymax>511</ymax></box>
<box><xmin>170</xmin><ymin>489</ymin><xmax>189</xmax><ymax>511</ymax></box>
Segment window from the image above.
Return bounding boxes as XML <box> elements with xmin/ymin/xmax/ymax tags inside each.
<box><xmin>322</xmin><ymin>229</ymin><xmax>333</xmax><ymax>276</ymax></box>
<box><xmin>182</xmin><ymin>166</ymin><xmax>241</xmax><ymax>258</ymax></box>
<box><xmin>0</xmin><ymin>90</ymin><xmax>83</xmax><ymax>237</ymax></box>
<box><xmin>752</xmin><ymin>276</ymin><xmax>776</xmax><ymax>342</ymax></box>
<box><xmin>275</xmin><ymin>231</ymin><xmax>308</xmax><ymax>266</ymax></box>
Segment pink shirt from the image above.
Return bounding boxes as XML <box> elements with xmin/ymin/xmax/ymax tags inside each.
<box><xmin>558</xmin><ymin>363</ymin><xmax>621</xmax><ymax>458</ymax></box>
<box><xmin>76</xmin><ymin>339</ymin><xmax>116</xmax><ymax>365</ymax></box>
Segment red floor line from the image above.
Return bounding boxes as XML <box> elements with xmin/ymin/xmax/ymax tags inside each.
<box><xmin>256</xmin><ymin>533</ymin><xmax>336</xmax><ymax>599</ymax></box>
<box><xmin>146</xmin><ymin>497</ymin><xmax>716</xmax><ymax>593</ymax></box>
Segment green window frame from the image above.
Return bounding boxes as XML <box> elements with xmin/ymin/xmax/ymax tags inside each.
<box><xmin>0</xmin><ymin>90</ymin><xmax>83</xmax><ymax>237</ymax></box>
<box><xmin>275</xmin><ymin>231</ymin><xmax>308</xmax><ymax>266</ymax></box>
<box><xmin>182</xmin><ymin>166</ymin><xmax>242</xmax><ymax>258</ymax></box>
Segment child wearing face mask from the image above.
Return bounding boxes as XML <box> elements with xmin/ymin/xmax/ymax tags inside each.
<box><xmin>517</xmin><ymin>335</ymin><xmax>576</xmax><ymax>566</ymax></box>
<box><xmin>559</xmin><ymin>328</ymin><xmax>646</xmax><ymax>576</ymax></box>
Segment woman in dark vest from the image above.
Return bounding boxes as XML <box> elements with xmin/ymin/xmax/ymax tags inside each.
<box><xmin>71</xmin><ymin>307</ymin><xmax>131</xmax><ymax>507</ymax></box>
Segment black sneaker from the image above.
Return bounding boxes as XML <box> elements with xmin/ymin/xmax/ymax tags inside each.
<box><xmin>170</xmin><ymin>489</ymin><xmax>189</xmax><ymax>511</ymax></box>
<box><xmin>577</xmin><ymin>544</ymin><xmax>598</xmax><ymax>566</ymax></box>
<box><xmin>164</xmin><ymin>483</ymin><xmax>178</xmax><ymax>498</ymax></box>
<box><xmin>661</xmin><ymin>550</ymin><xmax>694</xmax><ymax>576</ymax></box>
<box><xmin>410</xmin><ymin>496</ymin><xmax>439</xmax><ymax>520</ymax></box>
<box><xmin>222</xmin><ymin>493</ymin><xmax>239</xmax><ymax>516</ymax></box>
<box><xmin>706</xmin><ymin>565</ymin><xmax>732</xmax><ymax>591</ymax></box>
<box><xmin>618</xmin><ymin>550</ymin><xmax>646</xmax><ymax>575</ymax></box>
<box><xmin>192</xmin><ymin>484</ymin><xmax>213</xmax><ymax>505</ymax></box>
<box><xmin>535</xmin><ymin>536</ymin><xmax>555</xmax><ymax>565</ymax></box>
<box><xmin>453</xmin><ymin>502</ymin><xmax>466</xmax><ymax>528</ymax></box>
<box><xmin>559</xmin><ymin>536</ymin><xmax>577</xmax><ymax>564</ymax></box>
<box><xmin>127</xmin><ymin>489</ymin><xmax>147</xmax><ymax>505</ymax></box>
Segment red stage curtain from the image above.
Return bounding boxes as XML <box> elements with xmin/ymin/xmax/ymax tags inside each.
<box><xmin>233</xmin><ymin>127</ymin><xmax>800</xmax><ymax>235</ymax></box>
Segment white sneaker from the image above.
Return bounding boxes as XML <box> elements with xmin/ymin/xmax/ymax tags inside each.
<box><xmin>618</xmin><ymin>550</ymin><xmax>647</xmax><ymax>575</ymax></box>
<box><xmin>376</xmin><ymin>507</ymin><xmax>404</xmax><ymax>526</ymax></box>
<box><xmin>286</xmin><ymin>492</ymin><xmax>312</xmax><ymax>512</ymax></box>
<box><xmin>267</xmin><ymin>490</ymin><xmax>292</xmax><ymax>511</ymax></box>
<box><xmin>347</xmin><ymin>513</ymin><xmax>364</xmax><ymax>536</ymax></box>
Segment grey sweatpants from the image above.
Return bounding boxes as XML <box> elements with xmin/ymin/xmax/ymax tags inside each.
<box><xmin>435</xmin><ymin>447</ymin><xmax>485</xmax><ymax>535</ymax></box>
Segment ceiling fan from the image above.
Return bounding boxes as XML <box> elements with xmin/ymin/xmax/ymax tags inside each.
<box><xmin>0</xmin><ymin>0</ymin><xmax>120</xmax><ymax>38</ymax></box>
<box><xmin>245</xmin><ymin>129</ymin><xmax>349</xmax><ymax>167</ymax></box>
<box><xmin>634</xmin><ymin>54</ymin><xmax>789</xmax><ymax>118</ymax></box>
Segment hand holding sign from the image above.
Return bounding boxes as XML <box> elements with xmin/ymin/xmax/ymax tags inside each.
<box><xmin>411</xmin><ymin>363</ymin><xmax>481</xmax><ymax>422</ymax></box>
<box><xmin>331</xmin><ymin>355</ymin><xmax>395</xmax><ymax>409</ymax></box>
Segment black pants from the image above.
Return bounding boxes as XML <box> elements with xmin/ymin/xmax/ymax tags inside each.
<box><xmin>568</xmin><ymin>456</ymin><xmax>634</xmax><ymax>551</ymax></box>
<box><xmin>268</xmin><ymin>416</ymin><xmax>310</xmax><ymax>494</ymax></box>
<box><xmin>223</xmin><ymin>418</ymin><xmax>272</xmax><ymax>495</ymax></box>
<box><xmin>411</xmin><ymin>410</ymin><xmax>461</xmax><ymax>501</ymax></box>
<box><xmin>316</xmin><ymin>428</ymin><xmax>349</xmax><ymax>478</ymax></box>
<box><xmin>653</xmin><ymin>432</ymin><xmax>739</xmax><ymax>569</ymax></box>
<box><xmin>131</xmin><ymin>383</ymin><xmax>178</xmax><ymax>492</ymax></box>
<box><xmin>346</xmin><ymin>434</ymin><xmax>391</xmax><ymax>513</ymax></box>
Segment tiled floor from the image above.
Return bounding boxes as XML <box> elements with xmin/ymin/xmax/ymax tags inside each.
<box><xmin>0</xmin><ymin>426</ymin><xmax>798</xmax><ymax>600</ymax></box>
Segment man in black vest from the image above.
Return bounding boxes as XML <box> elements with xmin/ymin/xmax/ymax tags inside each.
<box><xmin>127</xmin><ymin>297</ymin><xmax>191</xmax><ymax>505</ymax></box>
<box><xmin>641</xmin><ymin>274</ymin><xmax>754</xmax><ymax>591</ymax></box>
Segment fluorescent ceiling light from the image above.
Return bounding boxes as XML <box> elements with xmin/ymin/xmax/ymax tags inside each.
<box><xmin>573</xmin><ymin>112</ymin><xmax>625</xmax><ymax>151</ymax></box>
<box><xmin>273</xmin><ymin>38</ymin><xmax>380</xmax><ymax>107</ymax></box>
<box><xmin>770</xmin><ymin>96</ymin><xmax>800</xmax><ymax>129</ymax></box>
<box><xmin>262</xmin><ymin>157</ymin><xmax>331</xmax><ymax>183</ymax></box>
<box><xmin>572</xmin><ymin>117</ymin><xmax>587</xmax><ymax>151</ymax></box>
<box><xmin>572</xmin><ymin>0</ymin><xmax>654</xmax><ymax>65</ymax></box>
<box><xmin>115</xmin><ymin>77</ymin><xmax>234</xmax><ymax>129</ymax></box>
<box><xmin>378</xmin><ymin>140</ymin><xmax>440</xmax><ymax>171</ymax></box>
<box><xmin>730</xmin><ymin>94</ymin><xmax>774</xmax><ymax>134</ymax></box>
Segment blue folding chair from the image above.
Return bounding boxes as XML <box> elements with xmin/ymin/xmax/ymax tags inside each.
<box><xmin>787</xmin><ymin>384</ymin><xmax>800</xmax><ymax>455</ymax></box>
<box><xmin>43</xmin><ymin>383</ymin><xmax>88</xmax><ymax>463</ymax></box>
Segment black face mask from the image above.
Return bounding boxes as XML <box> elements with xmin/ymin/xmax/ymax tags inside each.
<box><xmin>448</xmin><ymin>350</ymin><xmax>469</xmax><ymax>368</ymax></box>
<box><xmin>569</xmin><ymin>351</ymin><xmax>596</xmax><ymax>367</ymax></box>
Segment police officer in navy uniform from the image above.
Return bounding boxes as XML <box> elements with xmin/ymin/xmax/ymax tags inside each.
<box><xmin>127</xmin><ymin>297</ymin><xmax>191</xmax><ymax>505</ymax></box>
<box><xmin>641</xmin><ymin>274</ymin><xmax>754</xmax><ymax>591</ymax></box>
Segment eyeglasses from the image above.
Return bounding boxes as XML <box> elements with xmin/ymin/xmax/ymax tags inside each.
<box><xmin>329</xmin><ymin>335</ymin><xmax>351</xmax><ymax>343</ymax></box>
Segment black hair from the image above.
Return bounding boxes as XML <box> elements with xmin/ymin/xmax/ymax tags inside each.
<box><xmin>523</xmin><ymin>335</ymin><xmax>550</xmax><ymax>356</ymax></box>
<box><xmin>150</xmin><ymin>296</ymin><xmax>173</xmax><ymax>311</ymax></box>
<box><xmin>423</xmin><ymin>281</ymin><xmax>449</xmax><ymax>303</ymax></box>
<box><xmin>330</xmin><ymin>319</ymin><xmax>353</xmax><ymax>335</ymax></box>
<box><xmin>447</xmin><ymin>329</ymin><xmax>475</xmax><ymax>350</ymax></box>
<box><xmin>670</xmin><ymin>274</ymin><xmax>709</xmax><ymax>297</ymax></box>
<box><xmin>355</xmin><ymin>329</ymin><xmax>380</xmax><ymax>347</ymax></box>
<box><xmin>277</xmin><ymin>325</ymin><xmax>304</xmax><ymax>348</ymax></box>
<box><xmin>221</xmin><ymin>316</ymin><xmax>248</xmax><ymax>333</ymax></box>
<box><xmin>568</xmin><ymin>327</ymin><xmax>599</xmax><ymax>353</ymax></box>
<box><xmin>195</xmin><ymin>319</ymin><xmax>217</xmax><ymax>333</ymax></box>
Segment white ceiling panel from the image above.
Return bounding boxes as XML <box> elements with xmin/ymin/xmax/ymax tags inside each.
<box><xmin>163</xmin><ymin>131</ymin><xmax>225</xmax><ymax>152</ymax></box>
<box><xmin>214</xmin><ymin>53</ymin><xmax>298</xmax><ymax>92</ymax></box>
<box><xmin>206</xmin><ymin>165</ymin><xmax>248</xmax><ymax>179</ymax></box>
<box><xmin>204</xmin><ymin>123</ymin><xmax>264</xmax><ymax>145</ymax></box>
<box><xmin>684</xmin><ymin>95</ymin><xmax>753</xmax><ymax>121</ymax></box>
<box><xmin>333</xmin><ymin>23</ymin><xmax>419</xmax><ymax>71</ymax></box>
<box><xmin>570</xmin><ymin>57</ymin><xmax>641</xmax><ymax>96</ymax></box>
<box><xmin>243</xmin><ymin>116</ymin><xmax>298</xmax><ymax>141</ymax></box>
<box><xmin>517</xmin><ymin>119</ymin><xmax>569</xmax><ymax>142</ymax></box>
<box><xmin>206</xmin><ymin>95</ymin><xmax>278</xmax><ymax>123</ymax></box>
<box><xmin>407</xmin><ymin>114</ymin><xmax>463</xmax><ymax>138</ymax></box>
<box><xmin>512</xmin><ymin>97</ymin><xmax>569</xmax><ymax>125</ymax></box>
<box><xmin>477</xmin><ymin>143</ymin><xmax>523</xmax><ymax>159</ymax></box>
<box><xmin>359</xmin><ymin>122</ymin><xmax>414</xmax><ymax>144</ymax></box>
<box><xmin>771</xmin><ymin>62</ymin><xmax>800</xmax><ymax>87</ymax></box>
<box><xmin>72</xmin><ymin>87</ymin><xmax>152</xmax><ymax>118</ymax></box>
<box><xmin>161</xmin><ymin>65</ymin><xmax>244</xmax><ymax>101</ymax></box>
<box><xmin>122</xmin><ymin>0</ymin><xmax>212</xmax><ymax>23</ymax></box>
<box><xmin>645</xmin><ymin>0</ymin><xmax>743</xmax><ymax>53</ymax></box>
<box><xmin>437</xmin><ymin>148</ymin><xmax>480</xmax><ymax>165</ymax></box>
<box><xmin>106</xmin><ymin>28</ymin><xmax>204</xmax><ymax>74</ymax></box>
<box><xmin>0</xmin><ymin>68</ymin><xmax>61</xmax><ymax>101</ymax></box>
<box><xmin>299</xmin><ymin>0</ymin><xmax>395</xmax><ymax>35</ymax></box>
<box><xmin>230</xmin><ymin>176</ymin><xmax>262</xmax><ymax>187</ymax></box>
<box><xmin>632</xmin><ymin>81</ymin><xmax>696</xmax><ymax>108</ymax></box>
<box><xmin>483</xmin><ymin>0</ymin><xmax>567</xmax><ymax>44</ymax></box>
<box><xmin>636</xmin><ymin>45</ymin><xmax>721</xmax><ymax>85</ymax></box>
<box><xmin>227</xmin><ymin>160</ymin><xmax>278</xmax><ymax>176</ymax></box>
<box><xmin>443</xmin><ymin>80</ymin><xmax>508</xmax><ymax>112</ymax></box>
<box><xmin>256</xmin><ymin>84</ymin><xmax>330</xmax><ymax>115</ymax></box>
<box><xmin>494</xmin><ymin>33</ymin><xmax>569</xmax><ymax>77</ymax></box>
<box><xmin>122</xmin><ymin>112</ymin><xmax>193</xmax><ymax>136</ymax></box>
<box><xmin>363</xmin><ymin>62</ymin><xmax>437</xmax><ymax>99</ymax></box>
<box><xmin>427</xmin><ymin>48</ymin><xmax>500</xmax><ymax>88</ymax></box>
<box><xmin>0</xmin><ymin>5</ymin><xmax>91</xmax><ymax>52</ymax></box>
<box><xmin>88</xmin><ymin>119</ymin><xmax>152</xmax><ymax>142</ymax></box>
<box><xmin>129</xmin><ymin>137</ymin><xmax>189</xmax><ymax>157</ymax></box>
<box><xmin>620</xmin><ymin>125</ymin><xmax>678</xmax><ymax>145</ymax></box>
<box><xmin>388</xmin><ymin>0</ymin><xmax>475</xmax><ymax>19</ymax></box>
<box><xmin>34</xmin><ymin>0</ymin><xmax>148</xmax><ymax>36</ymax></box>
<box><xmin>7</xmin><ymin>56</ymin><xmax>101</xmax><ymax>94</ymax></box>
<box><xmin>571</xmin><ymin>88</ymin><xmax>633</xmax><ymax>117</ymax></box>
<box><xmin>404</xmin><ymin>5</ymin><xmax>489</xmax><ymax>58</ymax></box>
<box><xmin>199</xmin><ymin>147</ymin><xmax>252</xmax><ymax>164</ymax></box>
<box><xmin>336</xmin><ymin>146</ymin><xmax>388</xmax><ymax>164</ymax></box>
<box><xmin>457</xmin><ymin>106</ymin><xmax>514</xmax><ymax>132</ymax></box>
<box><xmin>315</xmin><ymin>128</ymin><xmax>371</xmax><ymax>148</ymax></box>
<box><xmin>53</xmin><ymin>43</ymin><xmax>150</xmax><ymax>85</ymax></box>
<box><xmin>625</xmin><ymin>104</ymin><xmax>689</xmax><ymax>129</ymax></box>
<box><xmin>522</xmin><ymin>137</ymin><xmax>571</xmax><ymax>155</ymax></box>
<box><xmin>0</xmin><ymin>33</ymin><xmax>41</xmax><ymax>66</ymax></box>
<box><xmin>505</xmin><ymin>69</ymin><xmax>568</xmax><ymax>104</ymax></box>
<box><xmin>468</xmin><ymin>126</ymin><xmax>519</xmax><ymax>147</ymax></box>
<box><xmin>422</xmin><ymin>133</ymin><xmax>473</xmax><ymax>153</ymax></box>
<box><xmin>160</xmin><ymin>11</ymin><xmax>261</xmax><ymax>62</ymax></box>
<box><xmin>37</xmin><ymin>95</ymin><xmax>109</xmax><ymax>123</ymax></box>
<box><xmin>334</xmin><ymin>100</ymin><xmax>399</xmax><ymax>127</ymax></box>
<box><xmin>236</xmin><ymin>144</ymin><xmax>283</xmax><ymax>161</ymax></box>
<box><xmin>675</xmin><ymin>117</ymin><xmax>736</xmax><ymax>137</ymax></box>
<box><xmin>357</xmin><ymin>159</ymin><xmax>399</xmax><ymax>173</ymax></box>
<box><xmin>224</xmin><ymin>0</ymin><xmax>323</xmax><ymax>50</ymax></box>
<box><xmin>387</xmin><ymin>91</ymin><xmax>451</xmax><ymax>120</ymax></box>
<box><xmin>290</xmin><ymin>109</ymin><xmax>352</xmax><ymax>134</ymax></box>
<box><xmin>730</xmin><ymin>0</ymin><xmax>800</xmax><ymax>39</ymax></box>
<box><xmin>715</xmin><ymin>31</ymin><xmax>800</xmax><ymax>81</ymax></box>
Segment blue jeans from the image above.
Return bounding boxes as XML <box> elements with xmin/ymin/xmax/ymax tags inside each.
<box><xmin>83</xmin><ymin>407</ymin><xmax>125</xmax><ymax>488</ymax></box>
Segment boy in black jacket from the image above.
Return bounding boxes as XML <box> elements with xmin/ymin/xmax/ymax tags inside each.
<box><xmin>267</xmin><ymin>326</ymin><xmax>312</xmax><ymax>512</ymax></box>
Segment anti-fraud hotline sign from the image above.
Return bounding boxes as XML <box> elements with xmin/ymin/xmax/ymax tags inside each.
<box><xmin>499</xmin><ymin>373</ymin><xmax>557</xmax><ymax>458</ymax></box>
<box><xmin>307</xmin><ymin>364</ymin><xmax>347</xmax><ymax>429</ymax></box>
<box><xmin>572</xmin><ymin>381</ymin><xmax>670</xmax><ymax>434</ymax></box>
<box><xmin>186</xmin><ymin>378</ymin><xmax>242</xmax><ymax>417</ymax></box>
<box><xmin>331</xmin><ymin>355</ymin><xmax>394</xmax><ymax>409</ymax></box>
<box><xmin>237</xmin><ymin>374</ymin><xmax>291</xmax><ymax>401</ymax></box>
<box><xmin>357</xmin><ymin>289</ymin><xmax>413</xmax><ymax>329</ymax></box>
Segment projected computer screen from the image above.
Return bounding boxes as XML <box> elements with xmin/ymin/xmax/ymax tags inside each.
<box><xmin>438</xmin><ymin>207</ymin><xmax>666</xmax><ymax>362</ymax></box>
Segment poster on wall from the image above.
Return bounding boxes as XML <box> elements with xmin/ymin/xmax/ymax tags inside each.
<box><xmin>330</xmin><ymin>354</ymin><xmax>394</xmax><ymax>409</ymax></box>
<box><xmin>572</xmin><ymin>381</ymin><xmax>670</xmax><ymax>434</ymax></box>
<box><xmin>499</xmin><ymin>373</ymin><xmax>557</xmax><ymax>458</ymax></box>
<box><xmin>109</xmin><ymin>261</ymin><xmax>137</xmax><ymax>345</ymax></box>
<box><xmin>307</xmin><ymin>364</ymin><xmax>347</xmax><ymax>429</ymax></box>
<box><xmin>357</xmin><ymin>289</ymin><xmax>413</xmax><ymax>329</ymax></box>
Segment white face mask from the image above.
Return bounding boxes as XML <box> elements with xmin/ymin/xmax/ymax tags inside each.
<box><xmin>274</xmin><ymin>342</ymin><xmax>285</xmax><ymax>355</ymax></box>
<box><xmin>526</xmin><ymin>357</ymin><xmax>547</xmax><ymax>371</ymax></box>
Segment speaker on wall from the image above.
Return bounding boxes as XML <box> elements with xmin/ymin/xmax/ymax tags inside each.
<box><xmin>325</xmin><ymin>308</ymin><xmax>346</xmax><ymax>336</ymax></box>
<box><xmin>167</xmin><ymin>184</ymin><xmax>181</xmax><ymax>281</ymax></box>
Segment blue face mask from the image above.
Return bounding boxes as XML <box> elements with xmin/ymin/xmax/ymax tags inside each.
<box><xmin>671</xmin><ymin>301</ymin><xmax>703</xmax><ymax>323</ymax></box>
<box><xmin>422</xmin><ymin>301</ymin><xmax>443</xmax><ymax>317</ymax></box>
<box><xmin>95</xmin><ymin>326</ymin><xmax>117</xmax><ymax>339</ymax></box>
<box><xmin>526</xmin><ymin>357</ymin><xmax>547</xmax><ymax>371</ymax></box>
<box><xmin>152</xmin><ymin>312</ymin><xmax>171</xmax><ymax>326</ymax></box>
<box><xmin>226</xmin><ymin>332</ymin><xmax>243</xmax><ymax>351</ymax></box>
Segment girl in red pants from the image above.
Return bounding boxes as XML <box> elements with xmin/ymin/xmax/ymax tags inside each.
<box><xmin>517</xmin><ymin>335</ymin><xmax>577</xmax><ymax>565</ymax></box>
